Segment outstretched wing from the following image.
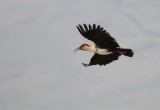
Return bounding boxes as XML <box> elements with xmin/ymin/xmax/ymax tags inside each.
<box><xmin>88</xmin><ymin>53</ymin><xmax>120</xmax><ymax>66</ymax></box>
<box><xmin>76</xmin><ymin>24</ymin><xmax>120</xmax><ymax>48</ymax></box>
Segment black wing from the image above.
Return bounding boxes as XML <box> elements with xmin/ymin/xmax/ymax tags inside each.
<box><xmin>76</xmin><ymin>24</ymin><xmax>120</xmax><ymax>48</ymax></box>
<box><xmin>88</xmin><ymin>53</ymin><xmax>120</xmax><ymax>66</ymax></box>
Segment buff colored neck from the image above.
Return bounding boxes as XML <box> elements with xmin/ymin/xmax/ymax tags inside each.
<box><xmin>85</xmin><ymin>45</ymin><xmax>98</xmax><ymax>53</ymax></box>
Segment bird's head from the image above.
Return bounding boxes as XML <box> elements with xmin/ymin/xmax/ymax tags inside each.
<box><xmin>74</xmin><ymin>44</ymin><xmax>91</xmax><ymax>53</ymax></box>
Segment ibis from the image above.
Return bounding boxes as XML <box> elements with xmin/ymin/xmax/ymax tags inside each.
<box><xmin>74</xmin><ymin>24</ymin><xmax>134</xmax><ymax>67</ymax></box>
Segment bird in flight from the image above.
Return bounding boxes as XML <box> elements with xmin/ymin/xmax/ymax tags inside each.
<box><xmin>74</xmin><ymin>24</ymin><xmax>134</xmax><ymax>67</ymax></box>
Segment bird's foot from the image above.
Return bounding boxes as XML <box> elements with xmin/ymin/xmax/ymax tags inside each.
<box><xmin>82</xmin><ymin>63</ymin><xmax>89</xmax><ymax>67</ymax></box>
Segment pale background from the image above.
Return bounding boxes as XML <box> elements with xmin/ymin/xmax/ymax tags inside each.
<box><xmin>0</xmin><ymin>0</ymin><xmax>160</xmax><ymax>110</ymax></box>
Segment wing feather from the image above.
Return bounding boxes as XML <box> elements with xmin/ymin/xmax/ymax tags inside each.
<box><xmin>84</xmin><ymin>24</ymin><xmax>89</xmax><ymax>32</ymax></box>
<box><xmin>88</xmin><ymin>53</ymin><xmax>120</xmax><ymax>66</ymax></box>
<box><xmin>76</xmin><ymin>24</ymin><xmax>120</xmax><ymax>48</ymax></box>
<box><xmin>89</xmin><ymin>24</ymin><xmax>92</xmax><ymax>31</ymax></box>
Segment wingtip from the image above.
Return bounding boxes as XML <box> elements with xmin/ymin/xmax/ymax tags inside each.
<box><xmin>76</xmin><ymin>24</ymin><xmax>80</xmax><ymax>27</ymax></box>
<box><xmin>93</xmin><ymin>24</ymin><xmax>96</xmax><ymax>29</ymax></box>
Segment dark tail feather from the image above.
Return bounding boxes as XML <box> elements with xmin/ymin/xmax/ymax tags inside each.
<box><xmin>116</xmin><ymin>48</ymin><xmax>134</xmax><ymax>57</ymax></box>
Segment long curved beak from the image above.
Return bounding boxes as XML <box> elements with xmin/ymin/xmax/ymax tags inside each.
<box><xmin>73</xmin><ymin>47</ymin><xmax>81</xmax><ymax>53</ymax></box>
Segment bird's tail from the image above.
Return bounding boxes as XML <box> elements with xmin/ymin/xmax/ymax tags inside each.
<box><xmin>116</xmin><ymin>48</ymin><xmax>134</xmax><ymax>57</ymax></box>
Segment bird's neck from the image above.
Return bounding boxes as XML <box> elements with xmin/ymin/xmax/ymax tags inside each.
<box><xmin>86</xmin><ymin>46</ymin><xmax>98</xmax><ymax>53</ymax></box>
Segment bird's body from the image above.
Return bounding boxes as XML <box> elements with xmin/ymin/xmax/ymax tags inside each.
<box><xmin>74</xmin><ymin>24</ymin><xmax>134</xmax><ymax>67</ymax></box>
<box><xmin>80</xmin><ymin>44</ymin><xmax>113</xmax><ymax>55</ymax></box>
<box><xmin>96</xmin><ymin>48</ymin><xmax>113</xmax><ymax>55</ymax></box>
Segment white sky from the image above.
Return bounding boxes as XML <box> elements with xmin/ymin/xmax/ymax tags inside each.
<box><xmin>0</xmin><ymin>0</ymin><xmax>160</xmax><ymax>110</ymax></box>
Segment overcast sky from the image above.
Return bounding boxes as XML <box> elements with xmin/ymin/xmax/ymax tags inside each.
<box><xmin>0</xmin><ymin>0</ymin><xmax>160</xmax><ymax>110</ymax></box>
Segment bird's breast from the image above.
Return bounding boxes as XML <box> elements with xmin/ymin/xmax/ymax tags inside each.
<box><xmin>96</xmin><ymin>48</ymin><xmax>113</xmax><ymax>55</ymax></box>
